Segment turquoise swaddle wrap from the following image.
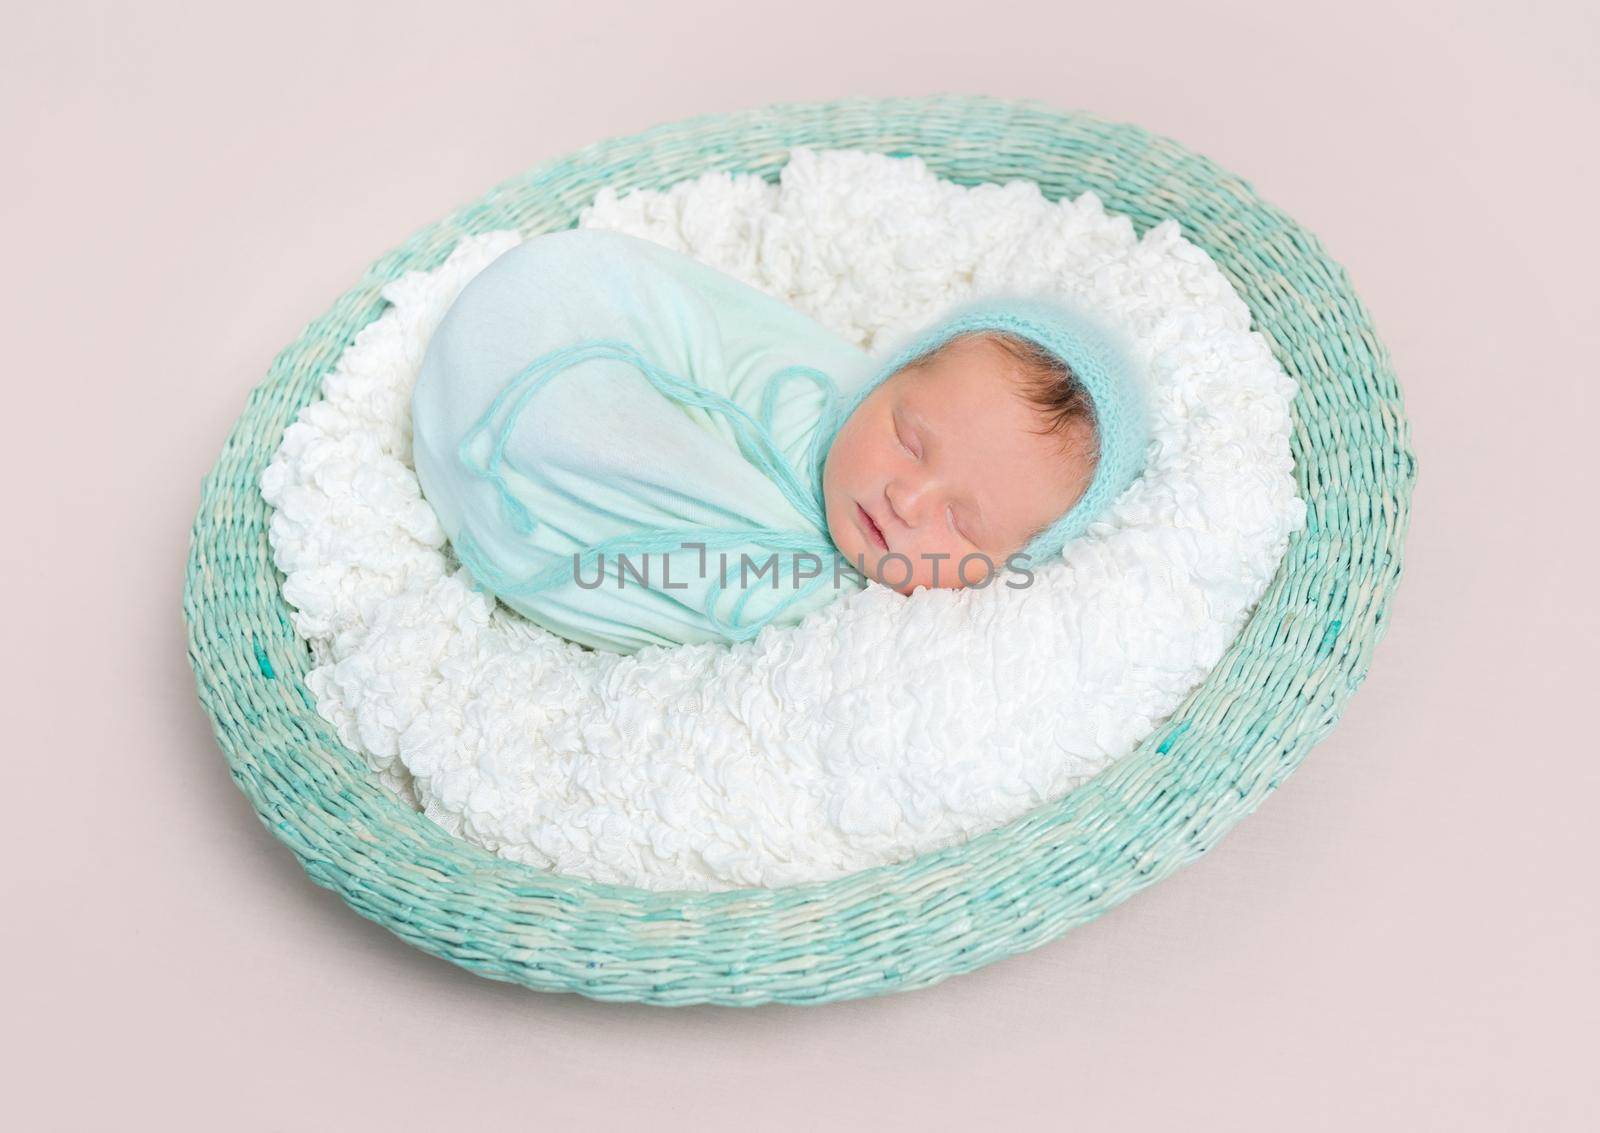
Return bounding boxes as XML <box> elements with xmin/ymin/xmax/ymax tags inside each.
<box><xmin>412</xmin><ymin>228</ymin><xmax>878</xmax><ymax>654</ymax></box>
<box><xmin>411</xmin><ymin>227</ymin><xmax>1150</xmax><ymax>656</ymax></box>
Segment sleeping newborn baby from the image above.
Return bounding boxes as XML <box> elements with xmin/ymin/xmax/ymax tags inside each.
<box><xmin>411</xmin><ymin>228</ymin><xmax>1148</xmax><ymax>655</ymax></box>
<box><xmin>825</xmin><ymin>326</ymin><xmax>1101</xmax><ymax>593</ymax></box>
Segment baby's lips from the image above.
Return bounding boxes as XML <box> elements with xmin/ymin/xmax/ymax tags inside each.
<box><xmin>856</xmin><ymin>501</ymin><xmax>890</xmax><ymax>553</ymax></box>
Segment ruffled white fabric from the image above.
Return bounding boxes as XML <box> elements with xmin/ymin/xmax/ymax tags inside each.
<box><xmin>259</xmin><ymin>147</ymin><xmax>1305</xmax><ymax>892</ymax></box>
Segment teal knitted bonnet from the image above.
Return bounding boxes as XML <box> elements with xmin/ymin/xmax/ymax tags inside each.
<box><xmin>814</xmin><ymin>292</ymin><xmax>1151</xmax><ymax>567</ymax></box>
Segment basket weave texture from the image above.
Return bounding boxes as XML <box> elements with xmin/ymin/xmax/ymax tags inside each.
<box><xmin>184</xmin><ymin>94</ymin><xmax>1416</xmax><ymax>1006</ymax></box>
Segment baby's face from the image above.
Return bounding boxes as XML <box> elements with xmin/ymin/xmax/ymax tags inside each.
<box><xmin>822</xmin><ymin>335</ymin><xmax>1095</xmax><ymax>594</ymax></box>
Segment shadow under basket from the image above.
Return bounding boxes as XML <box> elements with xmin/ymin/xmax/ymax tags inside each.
<box><xmin>184</xmin><ymin>93</ymin><xmax>1417</xmax><ymax>1007</ymax></box>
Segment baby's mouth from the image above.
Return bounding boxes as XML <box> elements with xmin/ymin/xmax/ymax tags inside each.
<box><xmin>856</xmin><ymin>501</ymin><xmax>889</xmax><ymax>553</ymax></box>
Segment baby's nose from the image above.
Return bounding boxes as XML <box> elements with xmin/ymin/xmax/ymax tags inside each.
<box><xmin>887</xmin><ymin>477</ymin><xmax>936</xmax><ymax>527</ymax></box>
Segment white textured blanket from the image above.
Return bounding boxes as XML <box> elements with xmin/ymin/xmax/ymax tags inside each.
<box><xmin>259</xmin><ymin>147</ymin><xmax>1305</xmax><ymax>891</ymax></box>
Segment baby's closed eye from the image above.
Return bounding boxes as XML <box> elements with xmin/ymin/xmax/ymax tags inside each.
<box><xmin>893</xmin><ymin>415</ymin><xmax>919</xmax><ymax>460</ymax></box>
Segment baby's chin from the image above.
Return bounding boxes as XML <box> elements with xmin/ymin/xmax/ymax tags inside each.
<box><xmin>859</xmin><ymin>557</ymin><xmax>918</xmax><ymax>595</ymax></box>
<box><xmin>853</xmin><ymin>544</ymin><xmax>952</xmax><ymax>595</ymax></box>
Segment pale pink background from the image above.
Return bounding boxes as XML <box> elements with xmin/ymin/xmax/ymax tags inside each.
<box><xmin>2</xmin><ymin>2</ymin><xmax>1594</xmax><ymax>1129</ymax></box>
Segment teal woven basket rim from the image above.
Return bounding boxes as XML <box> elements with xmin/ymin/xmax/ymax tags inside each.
<box><xmin>184</xmin><ymin>93</ymin><xmax>1416</xmax><ymax>1006</ymax></box>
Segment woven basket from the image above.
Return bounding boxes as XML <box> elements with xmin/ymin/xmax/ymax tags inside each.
<box><xmin>184</xmin><ymin>94</ymin><xmax>1416</xmax><ymax>1006</ymax></box>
